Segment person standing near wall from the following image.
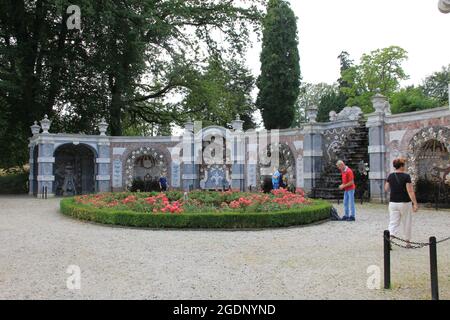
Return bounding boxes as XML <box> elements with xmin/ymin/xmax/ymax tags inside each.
<box><xmin>279</xmin><ymin>167</ymin><xmax>288</xmax><ymax>189</ymax></box>
<box><xmin>384</xmin><ymin>158</ymin><xmax>418</xmax><ymax>248</ymax></box>
<box><xmin>272</xmin><ymin>167</ymin><xmax>281</xmax><ymax>190</ymax></box>
<box><xmin>336</xmin><ymin>160</ymin><xmax>356</xmax><ymax>221</ymax></box>
<box><xmin>159</xmin><ymin>173</ymin><xmax>168</xmax><ymax>192</ymax></box>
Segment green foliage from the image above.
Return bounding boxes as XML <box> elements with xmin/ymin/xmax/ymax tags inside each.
<box><xmin>0</xmin><ymin>0</ymin><xmax>265</xmax><ymax>168</ymax></box>
<box><xmin>390</xmin><ymin>86</ymin><xmax>441</xmax><ymax>114</ymax></box>
<box><xmin>293</xmin><ymin>83</ymin><xmax>346</xmax><ymax>124</ymax></box>
<box><xmin>337</xmin><ymin>51</ymin><xmax>354</xmax><ymax>90</ymax></box>
<box><xmin>256</xmin><ymin>0</ymin><xmax>301</xmax><ymax>129</ymax></box>
<box><xmin>421</xmin><ymin>64</ymin><xmax>450</xmax><ymax>106</ymax></box>
<box><xmin>60</xmin><ymin>197</ymin><xmax>331</xmax><ymax>228</ymax></box>
<box><xmin>0</xmin><ymin>171</ymin><xmax>29</xmax><ymax>194</ymax></box>
<box><xmin>294</xmin><ymin>83</ymin><xmax>333</xmax><ymax>126</ymax></box>
<box><xmin>341</xmin><ymin>46</ymin><xmax>409</xmax><ymax>112</ymax></box>
<box><xmin>317</xmin><ymin>91</ymin><xmax>347</xmax><ymax>122</ymax></box>
<box><xmin>183</xmin><ymin>55</ymin><xmax>257</xmax><ymax>129</ymax></box>
<box><xmin>294</xmin><ymin>52</ymin><xmax>353</xmax><ymax>125</ymax></box>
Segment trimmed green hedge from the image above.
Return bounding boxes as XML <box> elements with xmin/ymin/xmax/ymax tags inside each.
<box><xmin>0</xmin><ymin>171</ymin><xmax>28</xmax><ymax>194</ymax></box>
<box><xmin>60</xmin><ymin>197</ymin><xmax>332</xmax><ymax>229</ymax></box>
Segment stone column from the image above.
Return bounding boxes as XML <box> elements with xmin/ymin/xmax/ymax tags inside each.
<box><xmin>246</xmin><ymin>131</ymin><xmax>258</xmax><ymax>191</ymax></box>
<box><xmin>366</xmin><ymin>93</ymin><xmax>389</xmax><ymax>202</ymax></box>
<box><xmin>230</xmin><ymin>115</ymin><xmax>245</xmax><ymax>191</ymax></box>
<box><xmin>28</xmin><ymin>122</ymin><xmax>41</xmax><ymax>195</ymax></box>
<box><xmin>169</xmin><ymin>146</ymin><xmax>182</xmax><ymax>190</ymax></box>
<box><xmin>181</xmin><ymin>120</ymin><xmax>197</xmax><ymax>191</ymax></box>
<box><xmin>96</xmin><ymin>144</ymin><xmax>111</xmax><ymax>192</ymax></box>
<box><xmin>302</xmin><ymin>124</ymin><xmax>323</xmax><ymax>194</ymax></box>
<box><xmin>302</xmin><ymin>105</ymin><xmax>323</xmax><ymax>193</ymax></box>
<box><xmin>34</xmin><ymin>116</ymin><xmax>55</xmax><ymax>197</ymax></box>
<box><xmin>28</xmin><ymin>143</ymin><xmax>36</xmax><ymax>196</ymax></box>
<box><xmin>95</xmin><ymin>118</ymin><xmax>111</xmax><ymax>192</ymax></box>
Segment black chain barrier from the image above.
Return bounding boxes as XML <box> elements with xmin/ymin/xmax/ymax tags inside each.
<box><xmin>384</xmin><ymin>234</ymin><xmax>450</xmax><ymax>249</ymax></box>
<box><xmin>383</xmin><ymin>230</ymin><xmax>448</xmax><ymax>300</ymax></box>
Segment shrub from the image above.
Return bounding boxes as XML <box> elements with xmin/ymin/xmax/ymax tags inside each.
<box><xmin>261</xmin><ymin>176</ymin><xmax>273</xmax><ymax>193</ymax></box>
<box><xmin>0</xmin><ymin>171</ymin><xmax>29</xmax><ymax>194</ymax></box>
<box><xmin>60</xmin><ymin>197</ymin><xmax>331</xmax><ymax>229</ymax></box>
<box><xmin>130</xmin><ymin>178</ymin><xmax>161</xmax><ymax>192</ymax></box>
<box><xmin>60</xmin><ymin>189</ymin><xmax>331</xmax><ymax>229</ymax></box>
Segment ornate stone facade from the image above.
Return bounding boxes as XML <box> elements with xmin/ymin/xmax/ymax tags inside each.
<box><xmin>29</xmin><ymin>99</ymin><xmax>450</xmax><ymax>202</ymax></box>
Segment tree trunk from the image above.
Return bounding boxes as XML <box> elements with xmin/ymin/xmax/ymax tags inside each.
<box><xmin>109</xmin><ymin>82</ymin><xmax>123</xmax><ymax>136</ymax></box>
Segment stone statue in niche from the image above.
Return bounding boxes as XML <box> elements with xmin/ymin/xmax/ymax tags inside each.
<box><xmin>142</xmin><ymin>155</ymin><xmax>154</xmax><ymax>169</ymax></box>
<box><xmin>62</xmin><ymin>162</ymin><xmax>76</xmax><ymax>196</ymax></box>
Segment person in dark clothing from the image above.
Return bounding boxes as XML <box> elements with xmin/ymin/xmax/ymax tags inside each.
<box><xmin>279</xmin><ymin>168</ymin><xmax>288</xmax><ymax>189</ymax></box>
<box><xmin>159</xmin><ymin>174</ymin><xmax>168</xmax><ymax>192</ymax></box>
<box><xmin>384</xmin><ymin>158</ymin><xmax>418</xmax><ymax>248</ymax></box>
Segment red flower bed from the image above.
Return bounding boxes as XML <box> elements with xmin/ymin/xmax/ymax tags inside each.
<box><xmin>74</xmin><ymin>188</ymin><xmax>311</xmax><ymax>214</ymax></box>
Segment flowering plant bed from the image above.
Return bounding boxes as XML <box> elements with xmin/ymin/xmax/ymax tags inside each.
<box><xmin>60</xmin><ymin>189</ymin><xmax>332</xmax><ymax>229</ymax></box>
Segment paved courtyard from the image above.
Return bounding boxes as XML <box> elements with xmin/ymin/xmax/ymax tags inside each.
<box><xmin>0</xmin><ymin>195</ymin><xmax>449</xmax><ymax>300</ymax></box>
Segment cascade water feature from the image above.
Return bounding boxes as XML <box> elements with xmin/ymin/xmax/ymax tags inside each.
<box><xmin>312</xmin><ymin>120</ymin><xmax>370</xmax><ymax>200</ymax></box>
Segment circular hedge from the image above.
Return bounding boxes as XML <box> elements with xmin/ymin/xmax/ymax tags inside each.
<box><xmin>60</xmin><ymin>190</ymin><xmax>332</xmax><ymax>229</ymax></box>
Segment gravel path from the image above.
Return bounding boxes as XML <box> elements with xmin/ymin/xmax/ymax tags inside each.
<box><xmin>0</xmin><ymin>195</ymin><xmax>449</xmax><ymax>300</ymax></box>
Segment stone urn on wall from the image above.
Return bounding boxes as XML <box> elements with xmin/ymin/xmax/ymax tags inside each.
<box><xmin>306</xmin><ymin>105</ymin><xmax>319</xmax><ymax>123</ymax></box>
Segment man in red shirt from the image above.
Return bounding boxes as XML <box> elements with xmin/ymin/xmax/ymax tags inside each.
<box><xmin>336</xmin><ymin>160</ymin><xmax>356</xmax><ymax>221</ymax></box>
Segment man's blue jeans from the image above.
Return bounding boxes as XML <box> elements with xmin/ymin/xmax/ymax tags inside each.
<box><xmin>343</xmin><ymin>189</ymin><xmax>356</xmax><ymax>218</ymax></box>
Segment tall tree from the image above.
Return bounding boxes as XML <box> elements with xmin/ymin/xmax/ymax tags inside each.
<box><xmin>0</xmin><ymin>0</ymin><xmax>265</xmax><ymax>168</ymax></box>
<box><xmin>184</xmin><ymin>55</ymin><xmax>256</xmax><ymax>130</ymax></box>
<box><xmin>421</xmin><ymin>64</ymin><xmax>450</xmax><ymax>105</ymax></box>
<box><xmin>256</xmin><ymin>0</ymin><xmax>300</xmax><ymax>129</ymax></box>
<box><xmin>0</xmin><ymin>0</ymin><xmax>84</xmax><ymax>168</ymax></box>
<box><xmin>317</xmin><ymin>90</ymin><xmax>347</xmax><ymax>122</ymax></box>
<box><xmin>337</xmin><ymin>50</ymin><xmax>353</xmax><ymax>90</ymax></box>
<box><xmin>341</xmin><ymin>46</ymin><xmax>409</xmax><ymax>112</ymax></box>
<box><xmin>293</xmin><ymin>83</ymin><xmax>334</xmax><ymax>126</ymax></box>
<box><xmin>390</xmin><ymin>86</ymin><xmax>441</xmax><ymax>114</ymax></box>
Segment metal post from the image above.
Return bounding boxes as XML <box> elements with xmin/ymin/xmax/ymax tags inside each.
<box><xmin>429</xmin><ymin>236</ymin><xmax>439</xmax><ymax>300</ymax></box>
<box><xmin>384</xmin><ymin>230</ymin><xmax>391</xmax><ymax>289</ymax></box>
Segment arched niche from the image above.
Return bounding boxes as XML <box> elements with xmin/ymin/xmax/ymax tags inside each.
<box><xmin>124</xmin><ymin>147</ymin><xmax>169</xmax><ymax>190</ymax></box>
<box><xmin>259</xmin><ymin>143</ymin><xmax>296</xmax><ymax>187</ymax></box>
<box><xmin>53</xmin><ymin>143</ymin><xmax>97</xmax><ymax>196</ymax></box>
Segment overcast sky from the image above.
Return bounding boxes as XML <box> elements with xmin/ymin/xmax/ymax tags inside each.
<box><xmin>246</xmin><ymin>0</ymin><xmax>450</xmax><ymax>86</ymax></box>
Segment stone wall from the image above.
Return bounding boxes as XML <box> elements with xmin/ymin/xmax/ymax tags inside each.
<box><xmin>28</xmin><ymin>101</ymin><xmax>450</xmax><ymax>200</ymax></box>
<box><xmin>367</xmin><ymin>96</ymin><xmax>450</xmax><ymax>202</ymax></box>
